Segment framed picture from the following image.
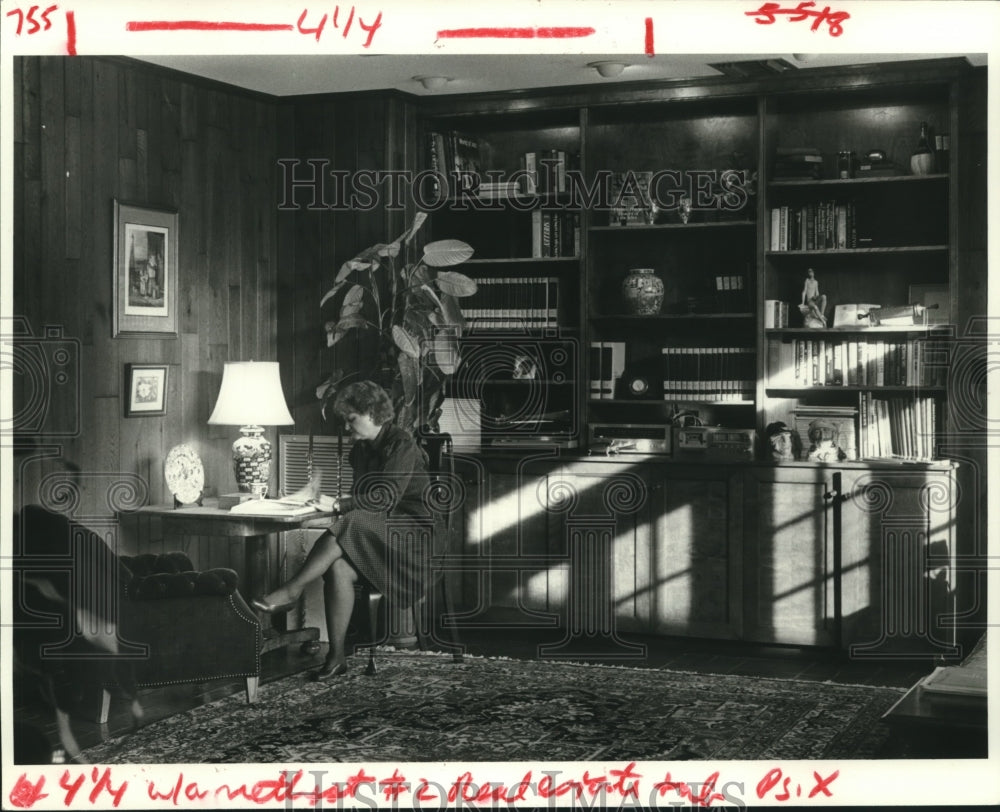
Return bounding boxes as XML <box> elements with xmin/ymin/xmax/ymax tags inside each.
<box><xmin>908</xmin><ymin>284</ymin><xmax>951</xmax><ymax>326</ymax></box>
<box><xmin>113</xmin><ymin>201</ymin><xmax>179</xmax><ymax>338</ymax></box>
<box><xmin>125</xmin><ymin>364</ymin><xmax>168</xmax><ymax>417</ymax></box>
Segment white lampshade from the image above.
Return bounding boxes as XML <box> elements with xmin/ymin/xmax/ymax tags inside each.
<box><xmin>208</xmin><ymin>361</ymin><xmax>294</xmax><ymax>493</ymax></box>
<box><xmin>208</xmin><ymin>361</ymin><xmax>294</xmax><ymax>427</ymax></box>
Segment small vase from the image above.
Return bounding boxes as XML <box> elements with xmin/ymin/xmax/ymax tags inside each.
<box><xmin>622</xmin><ymin>268</ymin><xmax>664</xmax><ymax>315</ymax></box>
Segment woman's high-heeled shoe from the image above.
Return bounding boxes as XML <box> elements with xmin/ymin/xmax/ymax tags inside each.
<box><xmin>312</xmin><ymin>660</ymin><xmax>348</xmax><ymax>681</ymax></box>
<box><xmin>250</xmin><ymin>596</ymin><xmax>297</xmax><ymax>614</ymax></box>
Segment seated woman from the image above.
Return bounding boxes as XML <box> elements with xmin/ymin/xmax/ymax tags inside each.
<box><xmin>252</xmin><ymin>381</ymin><xmax>434</xmax><ymax>679</ymax></box>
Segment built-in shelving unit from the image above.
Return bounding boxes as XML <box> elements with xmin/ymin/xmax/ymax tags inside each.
<box><xmin>417</xmin><ymin>58</ymin><xmax>968</xmax><ymax>464</ymax></box>
<box><xmin>412</xmin><ymin>57</ymin><xmax>979</xmax><ymax>653</ymax></box>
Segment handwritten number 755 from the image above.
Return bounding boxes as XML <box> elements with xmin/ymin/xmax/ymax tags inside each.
<box><xmin>6</xmin><ymin>4</ymin><xmax>59</xmax><ymax>34</ymax></box>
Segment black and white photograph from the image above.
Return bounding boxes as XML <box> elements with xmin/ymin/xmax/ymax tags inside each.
<box><xmin>2</xmin><ymin>1</ymin><xmax>997</xmax><ymax>809</ymax></box>
<box><xmin>113</xmin><ymin>201</ymin><xmax>178</xmax><ymax>337</ymax></box>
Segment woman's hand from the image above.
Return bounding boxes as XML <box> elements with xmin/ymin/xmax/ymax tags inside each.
<box><xmin>315</xmin><ymin>494</ymin><xmax>338</xmax><ymax>513</ymax></box>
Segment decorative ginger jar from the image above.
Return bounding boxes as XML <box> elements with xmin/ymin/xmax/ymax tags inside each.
<box><xmin>621</xmin><ymin>268</ymin><xmax>664</xmax><ymax>315</ymax></box>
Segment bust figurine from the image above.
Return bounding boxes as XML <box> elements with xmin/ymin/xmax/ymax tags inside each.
<box><xmin>806</xmin><ymin>418</ymin><xmax>845</xmax><ymax>462</ymax></box>
<box><xmin>765</xmin><ymin>421</ymin><xmax>795</xmax><ymax>463</ymax></box>
<box><xmin>798</xmin><ymin>268</ymin><xmax>828</xmax><ymax>328</ymax></box>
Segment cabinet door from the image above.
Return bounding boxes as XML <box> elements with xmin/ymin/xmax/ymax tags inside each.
<box><xmin>651</xmin><ymin>468</ymin><xmax>743</xmax><ymax>639</ymax></box>
<box><xmin>542</xmin><ymin>460</ymin><xmax>654</xmax><ymax>635</ymax></box>
<box><xmin>461</xmin><ymin>456</ymin><xmax>557</xmax><ymax>626</ymax></box>
<box><xmin>839</xmin><ymin>467</ymin><xmax>958</xmax><ymax>657</ymax></box>
<box><xmin>743</xmin><ymin>467</ymin><xmax>837</xmax><ymax>646</ymax></box>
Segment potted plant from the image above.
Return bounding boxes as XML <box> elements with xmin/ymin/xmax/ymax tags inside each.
<box><xmin>315</xmin><ymin>213</ymin><xmax>477</xmax><ymax>436</ymax></box>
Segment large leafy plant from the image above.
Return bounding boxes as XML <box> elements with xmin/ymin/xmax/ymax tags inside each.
<box><xmin>316</xmin><ymin>213</ymin><xmax>477</xmax><ymax>434</ymax></box>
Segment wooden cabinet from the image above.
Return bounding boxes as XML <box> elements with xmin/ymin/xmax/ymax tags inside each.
<box><xmin>649</xmin><ymin>466</ymin><xmax>743</xmax><ymax>639</ymax></box>
<box><xmin>743</xmin><ymin>465</ymin><xmax>838</xmax><ymax>646</ymax></box>
<box><xmin>455</xmin><ymin>456</ymin><xmax>743</xmax><ymax>642</ymax></box>
<box><xmin>455</xmin><ymin>455</ymin><xmax>959</xmax><ymax>652</ymax></box>
<box><xmin>837</xmin><ymin>465</ymin><xmax>958</xmax><ymax>658</ymax></box>
<box><xmin>743</xmin><ymin>462</ymin><xmax>958</xmax><ymax>652</ymax></box>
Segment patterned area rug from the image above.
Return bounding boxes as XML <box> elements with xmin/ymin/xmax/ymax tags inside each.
<box><xmin>83</xmin><ymin>652</ymin><xmax>904</xmax><ymax>763</ymax></box>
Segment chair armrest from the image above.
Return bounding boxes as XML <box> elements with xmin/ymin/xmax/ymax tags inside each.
<box><xmin>127</xmin><ymin>568</ymin><xmax>239</xmax><ymax>600</ymax></box>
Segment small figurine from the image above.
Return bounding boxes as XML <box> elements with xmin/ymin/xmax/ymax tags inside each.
<box><xmin>765</xmin><ymin>421</ymin><xmax>795</xmax><ymax>463</ymax></box>
<box><xmin>799</xmin><ymin>268</ymin><xmax>828</xmax><ymax>328</ymax></box>
<box><xmin>806</xmin><ymin>418</ymin><xmax>846</xmax><ymax>462</ymax></box>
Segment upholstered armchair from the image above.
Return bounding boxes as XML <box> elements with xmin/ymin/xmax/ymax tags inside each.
<box><xmin>108</xmin><ymin>552</ymin><xmax>262</xmax><ymax>721</ymax></box>
<box><xmin>14</xmin><ymin>505</ymin><xmax>261</xmax><ymax>728</ymax></box>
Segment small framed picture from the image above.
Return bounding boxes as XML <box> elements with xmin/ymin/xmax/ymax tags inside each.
<box><xmin>125</xmin><ymin>364</ymin><xmax>168</xmax><ymax>417</ymax></box>
<box><xmin>908</xmin><ymin>284</ymin><xmax>951</xmax><ymax>326</ymax></box>
<box><xmin>113</xmin><ymin>200</ymin><xmax>179</xmax><ymax>338</ymax></box>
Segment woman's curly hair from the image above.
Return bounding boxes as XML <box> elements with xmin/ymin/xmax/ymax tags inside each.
<box><xmin>332</xmin><ymin>381</ymin><xmax>394</xmax><ymax>426</ymax></box>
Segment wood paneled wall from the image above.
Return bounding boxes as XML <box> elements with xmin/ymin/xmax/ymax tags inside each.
<box><xmin>275</xmin><ymin>93</ymin><xmax>414</xmax><ymax>435</ymax></box>
<box><xmin>13</xmin><ymin>57</ymin><xmax>278</xmax><ymax>566</ymax></box>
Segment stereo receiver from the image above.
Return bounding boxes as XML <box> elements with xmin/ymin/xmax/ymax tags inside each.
<box><xmin>673</xmin><ymin>426</ymin><xmax>756</xmax><ymax>460</ymax></box>
<box><xmin>588</xmin><ymin>423</ymin><xmax>672</xmax><ymax>455</ymax></box>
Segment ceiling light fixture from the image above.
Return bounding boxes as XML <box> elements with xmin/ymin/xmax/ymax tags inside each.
<box><xmin>414</xmin><ymin>75</ymin><xmax>451</xmax><ymax>91</ymax></box>
<box><xmin>588</xmin><ymin>61</ymin><xmax>629</xmax><ymax>79</ymax></box>
<box><xmin>792</xmin><ymin>54</ymin><xmax>818</xmax><ymax>63</ymax></box>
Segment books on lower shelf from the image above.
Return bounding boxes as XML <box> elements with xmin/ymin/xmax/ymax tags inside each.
<box><xmin>771</xmin><ymin>337</ymin><xmax>947</xmax><ymax>389</ymax></box>
<box><xmin>589</xmin><ymin>341</ymin><xmax>626</xmax><ymax>399</ymax></box>
<box><xmin>466</xmin><ymin>276</ymin><xmax>559</xmax><ymax>329</ymax></box>
<box><xmin>661</xmin><ymin>346</ymin><xmax>755</xmax><ymax>402</ymax></box>
<box><xmin>531</xmin><ymin>211</ymin><xmax>580</xmax><ymax>258</ymax></box>
<box><xmin>860</xmin><ymin>392</ymin><xmax>939</xmax><ymax>461</ymax></box>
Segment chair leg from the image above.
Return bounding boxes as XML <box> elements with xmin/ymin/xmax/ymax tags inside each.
<box><xmin>97</xmin><ymin>688</ymin><xmax>112</xmax><ymax>724</ymax></box>
<box><xmin>365</xmin><ymin>590</ymin><xmax>383</xmax><ymax>676</ymax></box>
<box><xmin>415</xmin><ymin>595</ymin><xmax>431</xmax><ymax>653</ymax></box>
<box><xmin>245</xmin><ymin>676</ymin><xmax>259</xmax><ymax>704</ymax></box>
<box><xmin>439</xmin><ymin>576</ymin><xmax>464</xmax><ymax>663</ymax></box>
<box><xmin>415</xmin><ymin>576</ymin><xmax>463</xmax><ymax>662</ymax></box>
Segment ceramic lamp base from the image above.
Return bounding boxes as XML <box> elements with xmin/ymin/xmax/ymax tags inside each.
<box><xmin>232</xmin><ymin>425</ymin><xmax>272</xmax><ymax>493</ymax></box>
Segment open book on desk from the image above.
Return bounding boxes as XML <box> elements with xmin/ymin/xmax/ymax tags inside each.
<box><xmin>229</xmin><ymin>496</ymin><xmax>336</xmax><ymax>517</ymax></box>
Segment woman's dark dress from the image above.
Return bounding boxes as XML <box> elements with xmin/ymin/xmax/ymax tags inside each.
<box><xmin>333</xmin><ymin>423</ymin><xmax>441</xmax><ymax>606</ymax></box>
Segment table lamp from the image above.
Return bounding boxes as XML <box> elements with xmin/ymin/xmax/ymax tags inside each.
<box><xmin>207</xmin><ymin>361</ymin><xmax>294</xmax><ymax>493</ymax></box>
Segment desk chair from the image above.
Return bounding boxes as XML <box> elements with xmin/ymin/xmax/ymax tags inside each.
<box><xmin>356</xmin><ymin>431</ymin><xmax>464</xmax><ymax>674</ymax></box>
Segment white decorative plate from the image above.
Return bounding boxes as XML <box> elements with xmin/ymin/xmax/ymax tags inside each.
<box><xmin>164</xmin><ymin>444</ymin><xmax>205</xmax><ymax>505</ymax></box>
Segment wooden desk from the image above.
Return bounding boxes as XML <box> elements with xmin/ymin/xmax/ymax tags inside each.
<box><xmin>134</xmin><ymin>501</ymin><xmax>337</xmax><ymax>655</ymax></box>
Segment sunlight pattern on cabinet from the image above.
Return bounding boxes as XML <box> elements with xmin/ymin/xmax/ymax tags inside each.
<box><xmin>656</xmin><ymin>502</ymin><xmax>693</xmax><ymax>623</ymax></box>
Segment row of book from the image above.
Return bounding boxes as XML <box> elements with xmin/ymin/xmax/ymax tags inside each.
<box><xmin>777</xmin><ymin>337</ymin><xmax>947</xmax><ymax>389</ymax></box>
<box><xmin>861</xmin><ymin>392</ymin><xmax>938</xmax><ymax>461</ymax></box>
<box><xmin>589</xmin><ymin>341</ymin><xmax>625</xmax><ymax>399</ymax></box>
<box><xmin>661</xmin><ymin>347</ymin><xmax>756</xmax><ymax>401</ymax></box>
<box><xmin>464</xmin><ymin>277</ymin><xmax>560</xmax><ymax>329</ymax></box>
<box><xmin>531</xmin><ymin>210</ymin><xmax>580</xmax><ymax>258</ymax></box>
<box><xmin>764</xmin><ymin>299</ymin><xmax>791</xmax><ymax>328</ymax></box>
<box><xmin>712</xmin><ymin>274</ymin><xmax>751</xmax><ymax>313</ymax></box>
<box><xmin>427</xmin><ymin>130</ymin><xmax>483</xmax><ymax>184</ymax></box>
<box><xmin>769</xmin><ymin>201</ymin><xmax>861</xmax><ymax>251</ymax></box>
<box><xmin>521</xmin><ymin>150</ymin><xmax>576</xmax><ymax>195</ymax></box>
